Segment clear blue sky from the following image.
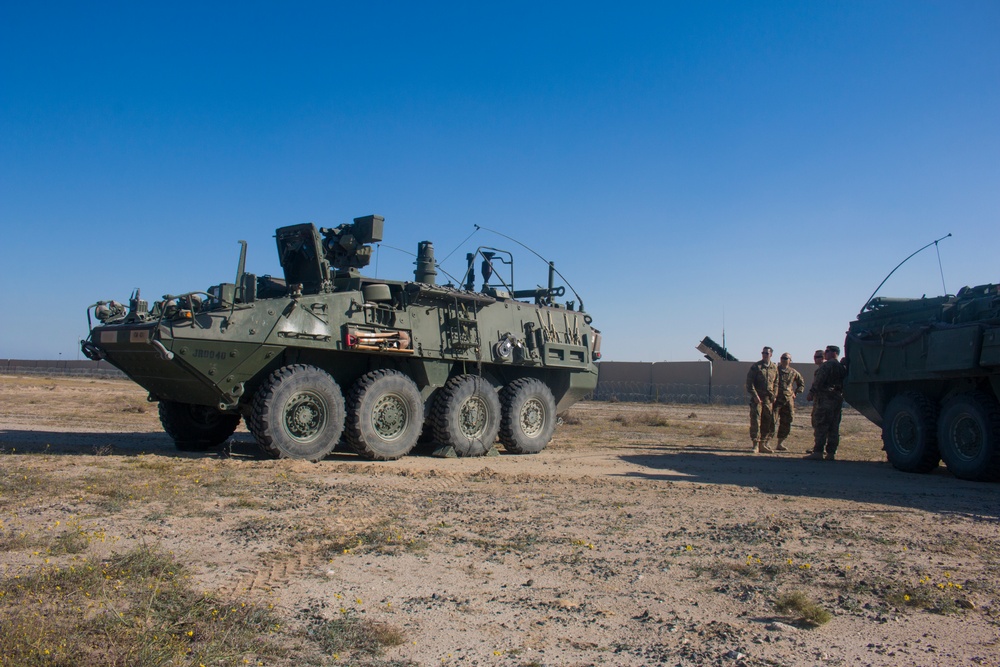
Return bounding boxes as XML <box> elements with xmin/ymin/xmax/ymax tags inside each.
<box><xmin>2</xmin><ymin>1</ymin><xmax>998</xmax><ymax>363</ymax></box>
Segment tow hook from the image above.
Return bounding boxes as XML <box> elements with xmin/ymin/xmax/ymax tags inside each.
<box><xmin>151</xmin><ymin>339</ymin><xmax>174</xmax><ymax>361</ymax></box>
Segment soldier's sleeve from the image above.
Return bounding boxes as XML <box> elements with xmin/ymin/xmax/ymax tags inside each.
<box><xmin>810</xmin><ymin>364</ymin><xmax>828</xmax><ymax>393</ymax></box>
<box><xmin>745</xmin><ymin>366</ymin><xmax>755</xmax><ymax>394</ymax></box>
<box><xmin>794</xmin><ymin>370</ymin><xmax>805</xmax><ymax>394</ymax></box>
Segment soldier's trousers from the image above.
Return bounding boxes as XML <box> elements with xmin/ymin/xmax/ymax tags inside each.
<box><xmin>774</xmin><ymin>401</ymin><xmax>795</xmax><ymax>440</ymax></box>
<box><xmin>812</xmin><ymin>397</ymin><xmax>843</xmax><ymax>454</ymax></box>
<box><xmin>749</xmin><ymin>401</ymin><xmax>775</xmax><ymax>441</ymax></box>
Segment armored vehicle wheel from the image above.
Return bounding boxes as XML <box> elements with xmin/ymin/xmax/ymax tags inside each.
<box><xmin>881</xmin><ymin>392</ymin><xmax>939</xmax><ymax>474</ymax></box>
<box><xmin>248</xmin><ymin>364</ymin><xmax>345</xmax><ymax>462</ymax></box>
<box><xmin>431</xmin><ymin>374</ymin><xmax>501</xmax><ymax>457</ymax></box>
<box><xmin>499</xmin><ymin>378</ymin><xmax>556</xmax><ymax>454</ymax></box>
<box><xmin>159</xmin><ymin>400</ymin><xmax>241</xmax><ymax>451</ymax></box>
<box><xmin>937</xmin><ymin>392</ymin><xmax>1000</xmax><ymax>482</ymax></box>
<box><xmin>345</xmin><ymin>370</ymin><xmax>423</xmax><ymax>460</ymax></box>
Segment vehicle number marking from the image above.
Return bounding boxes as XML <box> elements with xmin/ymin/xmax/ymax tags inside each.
<box><xmin>193</xmin><ymin>349</ymin><xmax>227</xmax><ymax>360</ymax></box>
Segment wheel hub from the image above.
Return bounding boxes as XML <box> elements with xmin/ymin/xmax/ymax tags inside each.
<box><xmin>891</xmin><ymin>413</ymin><xmax>917</xmax><ymax>453</ymax></box>
<box><xmin>284</xmin><ymin>392</ymin><xmax>326</xmax><ymax>441</ymax></box>
<box><xmin>459</xmin><ymin>397</ymin><xmax>488</xmax><ymax>439</ymax></box>
<box><xmin>519</xmin><ymin>398</ymin><xmax>545</xmax><ymax>437</ymax></box>
<box><xmin>371</xmin><ymin>393</ymin><xmax>408</xmax><ymax>441</ymax></box>
<box><xmin>949</xmin><ymin>413</ymin><xmax>983</xmax><ymax>460</ymax></box>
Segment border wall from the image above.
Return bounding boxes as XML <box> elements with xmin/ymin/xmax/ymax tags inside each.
<box><xmin>0</xmin><ymin>358</ymin><xmax>814</xmax><ymax>405</ymax></box>
<box><xmin>0</xmin><ymin>359</ymin><xmax>126</xmax><ymax>378</ymax></box>
<box><xmin>594</xmin><ymin>360</ymin><xmax>815</xmax><ymax>406</ymax></box>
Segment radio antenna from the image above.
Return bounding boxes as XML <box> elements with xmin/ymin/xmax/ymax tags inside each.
<box><xmin>473</xmin><ymin>224</ymin><xmax>584</xmax><ymax>309</ymax></box>
<box><xmin>863</xmin><ymin>233</ymin><xmax>952</xmax><ymax>311</ymax></box>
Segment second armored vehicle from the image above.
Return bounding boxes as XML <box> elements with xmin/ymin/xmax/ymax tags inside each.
<box><xmin>843</xmin><ymin>282</ymin><xmax>1000</xmax><ymax>481</ymax></box>
<box><xmin>82</xmin><ymin>215</ymin><xmax>601</xmax><ymax>461</ymax></box>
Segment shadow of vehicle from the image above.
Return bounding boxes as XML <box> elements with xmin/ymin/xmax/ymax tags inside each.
<box><xmin>618</xmin><ymin>451</ymin><xmax>1000</xmax><ymax>519</ymax></box>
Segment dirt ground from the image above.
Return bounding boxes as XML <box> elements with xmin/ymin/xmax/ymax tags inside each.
<box><xmin>2</xmin><ymin>375</ymin><xmax>999</xmax><ymax>666</ymax></box>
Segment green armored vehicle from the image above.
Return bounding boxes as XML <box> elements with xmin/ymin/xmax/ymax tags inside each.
<box><xmin>843</xmin><ymin>282</ymin><xmax>1000</xmax><ymax>481</ymax></box>
<box><xmin>82</xmin><ymin>215</ymin><xmax>601</xmax><ymax>461</ymax></box>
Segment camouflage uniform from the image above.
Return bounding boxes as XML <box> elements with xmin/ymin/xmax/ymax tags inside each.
<box><xmin>746</xmin><ymin>360</ymin><xmax>779</xmax><ymax>448</ymax></box>
<box><xmin>809</xmin><ymin>359</ymin><xmax>848</xmax><ymax>458</ymax></box>
<box><xmin>774</xmin><ymin>365</ymin><xmax>805</xmax><ymax>443</ymax></box>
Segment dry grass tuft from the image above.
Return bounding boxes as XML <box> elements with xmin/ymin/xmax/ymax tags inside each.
<box><xmin>774</xmin><ymin>590</ymin><xmax>832</xmax><ymax>626</ymax></box>
<box><xmin>0</xmin><ymin>543</ymin><xmax>286</xmax><ymax>666</ymax></box>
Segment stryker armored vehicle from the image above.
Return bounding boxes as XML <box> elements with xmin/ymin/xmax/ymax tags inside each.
<box><xmin>843</xmin><ymin>282</ymin><xmax>1000</xmax><ymax>481</ymax></box>
<box><xmin>82</xmin><ymin>215</ymin><xmax>600</xmax><ymax>461</ymax></box>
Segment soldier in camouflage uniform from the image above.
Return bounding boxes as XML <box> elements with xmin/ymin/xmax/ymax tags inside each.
<box><xmin>809</xmin><ymin>349</ymin><xmax>824</xmax><ymax>432</ymax></box>
<box><xmin>773</xmin><ymin>353</ymin><xmax>805</xmax><ymax>452</ymax></box>
<box><xmin>746</xmin><ymin>347</ymin><xmax>779</xmax><ymax>453</ymax></box>
<box><xmin>804</xmin><ymin>345</ymin><xmax>848</xmax><ymax>461</ymax></box>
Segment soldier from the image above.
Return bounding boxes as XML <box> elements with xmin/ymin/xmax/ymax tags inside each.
<box><xmin>773</xmin><ymin>353</ymin><xmax>805</xmax><ymax>451</ymax></box>
<box><xmin>808</xmin><ymin>349</ymin><xmax>824</xmax><ymax>434</ymax></box>
<box><xmin>804</xmin><ymin>345</ymin><xmax>848</xmax><ymax>461</ymax></box>
<box><xmin>746</xmin><ymin>346</ymin><xmax>779</xmax><ymax>453</ymax></box>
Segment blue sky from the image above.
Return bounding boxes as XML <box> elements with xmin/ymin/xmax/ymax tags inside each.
<box><xmin>2</xmin><ymin>1</ymin><xmax>998</xmax><ymax>362</ymax></box>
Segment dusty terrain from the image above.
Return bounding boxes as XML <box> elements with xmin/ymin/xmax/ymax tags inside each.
<box><xmin>2</xmin><ymin>374</ymin><xmax>999</xmax><ymax>666</ymax></box>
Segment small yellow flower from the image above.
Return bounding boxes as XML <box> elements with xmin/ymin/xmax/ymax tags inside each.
<box><xmin>903</xmin><ymin>594</ymin><xmax>910</xmax><ymax>601</ymax></box>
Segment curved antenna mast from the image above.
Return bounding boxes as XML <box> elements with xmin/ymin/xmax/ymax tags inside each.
<box><xmin>863</xmin><ymin>233</ymin><xmax>952</xmax><ymax>311</ymax></box>
<box><xmin>473</xmin><ymin>224</ymin><xmax>585</xmax><ymax>310</ymax></box>
<box><xmin>439</xmin><ymin>227</ymin><xmax>481</xmax><ymax>264</ymax></box>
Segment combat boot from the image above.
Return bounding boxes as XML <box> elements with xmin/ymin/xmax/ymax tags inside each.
<box><xmin>751</xmin><ymin>439</ymin><xmax>759</xmax><ymax>453</ymax></box>
<box><xmin>757</xmin><ymin>439</ymin><xmax>774</xmax><ymax>454</ymax></box>
<box><xmin>803</xmin><ymin>450</ymin><xmax>823</xmax><ymax>461</ymax></box>
<box><xmin>824</xmin><ymin>452</ymin><xmax>836</xmax><ymax>461</ymax></box>
<box><xmin>774</xmin><ymin>438</ymin><xmax>788</xmax><ymax>452</ymax></box>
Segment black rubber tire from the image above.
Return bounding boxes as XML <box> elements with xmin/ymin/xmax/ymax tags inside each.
<box><xmin>158</xmin><ymin>400</ymin><xmax>240</xmax><ymax>451</ymax></box>
<box><xmin>499</xmin><ymin>378</ymin><xmax>557</xmax><ymax>454</ymax></box>
<box><xmin>345</xmin><ymin>370</ymin><xmax>424</xmax><ymax>460</ymax></box>
<box><xmin>936</xmin><ymin>391</ymin><xmax>1000</xmax><ymax>482</ymax></box>
<box><xmin>431</xmin><ymin>374</ymin><xmax>501</xmax><ymax>457</ymax></box>
<box><xmin>247</xmin><ymin>364</ymin><xmax>345</xmax><ymax>462</ymax></box>
<box><xmin>881</xmin><ymin>391</ymin><xmax>939</xmax><ymax>474</ymax></box>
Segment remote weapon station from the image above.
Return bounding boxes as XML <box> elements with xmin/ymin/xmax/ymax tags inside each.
<box><xmin>82</xmin><ymin>215</ymin><xmax>600</xmax><ymax>461</ymax></box>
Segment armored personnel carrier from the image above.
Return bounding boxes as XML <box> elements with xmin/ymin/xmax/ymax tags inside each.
<box><xmin>843</xmin><ymin>283</ymin><xmax>1000</xmax><ymax>481</ymax></box>
<box><xmin>82</xmin><ymin>215</ymin><xmax>600</xmax><ymax>461</ymax></box>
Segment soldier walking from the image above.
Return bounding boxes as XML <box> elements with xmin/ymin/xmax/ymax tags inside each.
<box><xmin>805</xmin><ymin>345</ymin><xmax>848</xmax><ymax>461</ymax></box>
<box><xmin>774</xmin><ymin>353</ymin><xmax>805</xmax><ymax>452</ymax></box>
<box><xmin>746</xmin><ymin>347</ymin><xmax>779</xmax><ymax>453</ymax></box>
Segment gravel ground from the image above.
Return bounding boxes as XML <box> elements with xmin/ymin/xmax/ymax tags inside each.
<box><xmin>2</xmin><ymin>375</ymin><xmax>999</xmax><ymax>666</ymax></box>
